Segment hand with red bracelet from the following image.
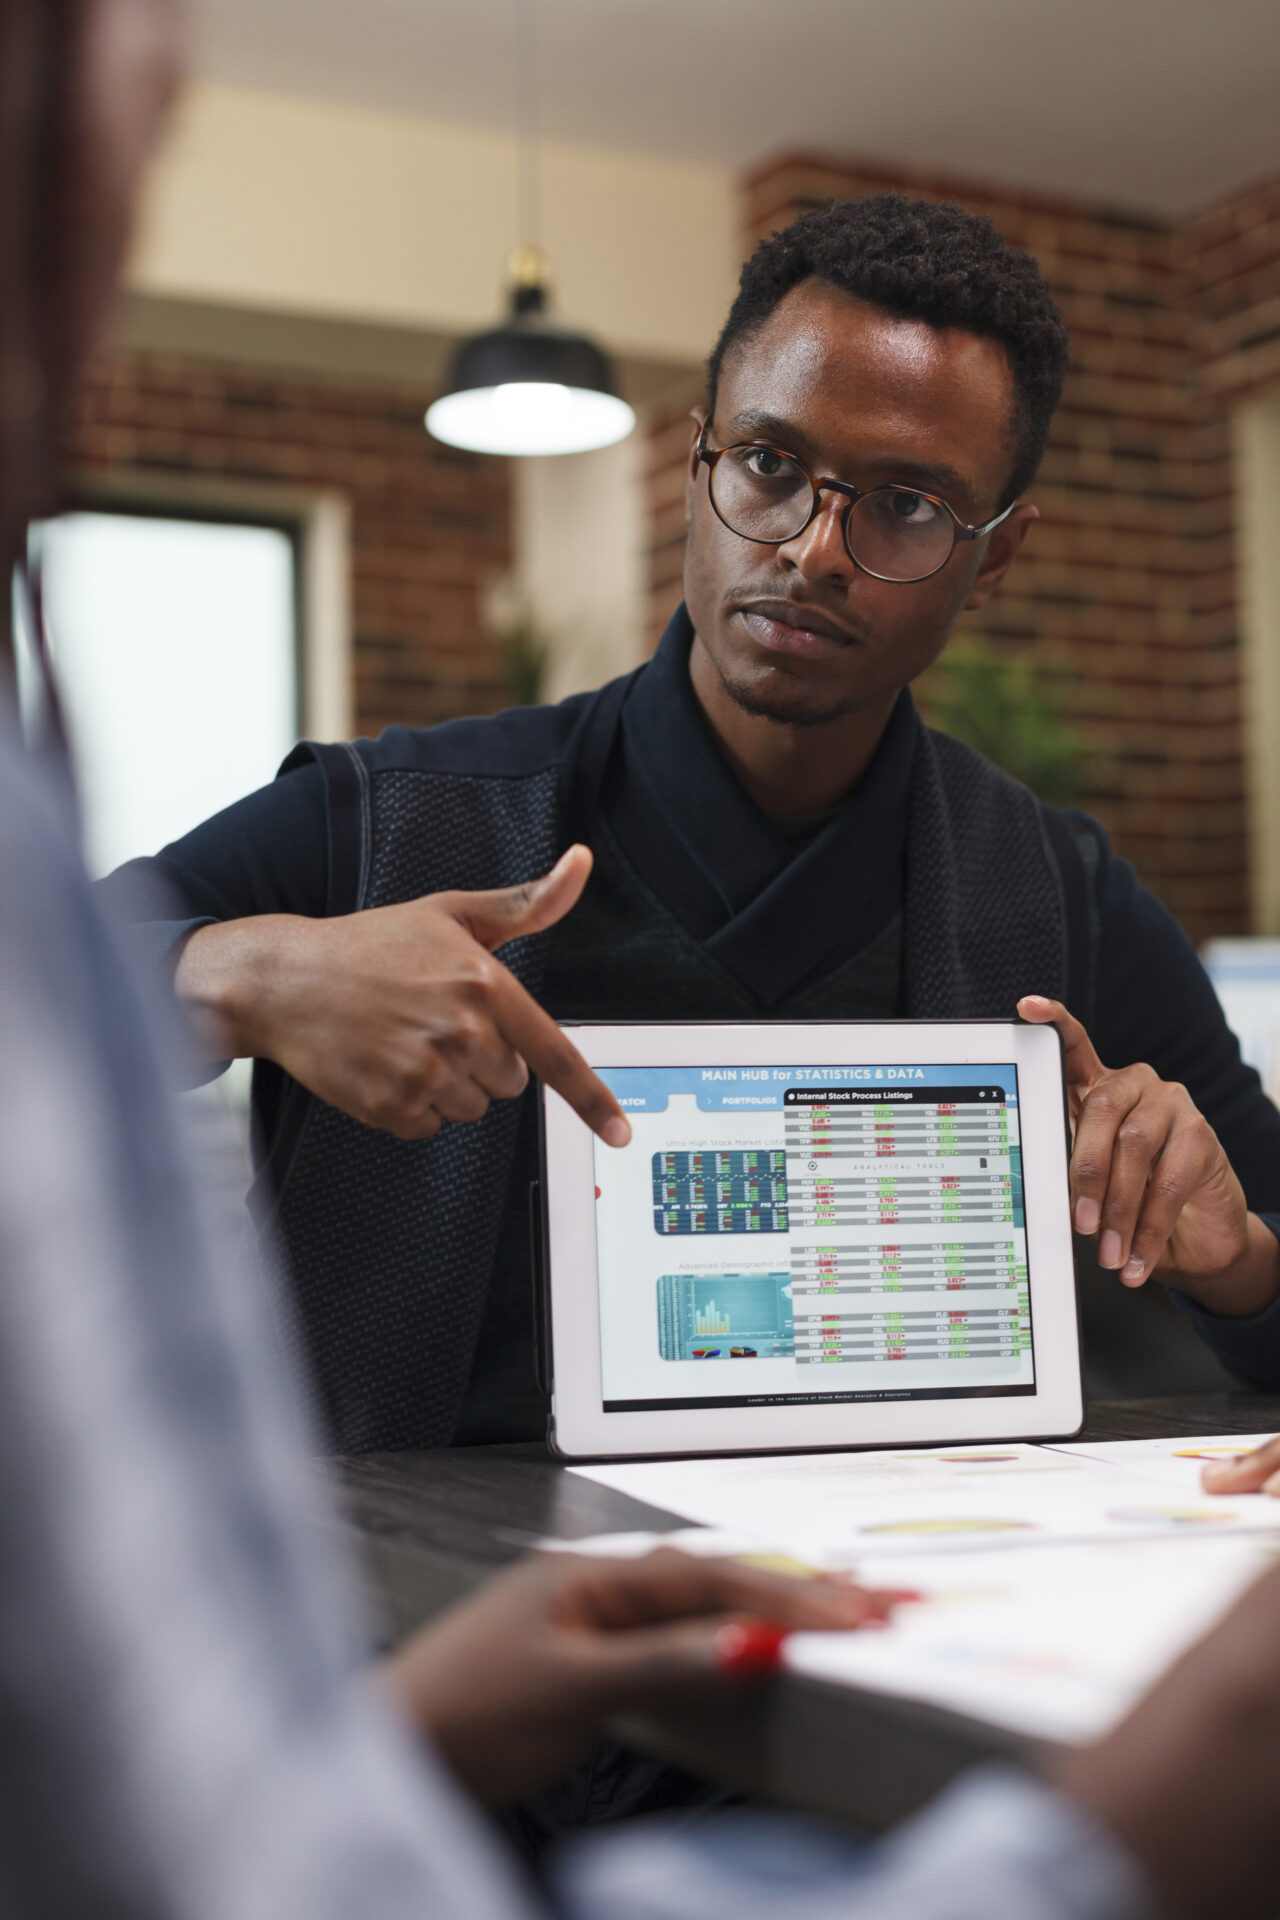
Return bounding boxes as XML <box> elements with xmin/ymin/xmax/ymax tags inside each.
<box><xmin>381</xmin><ymin>1546</ymin><xmax>912</xmax><ymax>1804</ymax></box>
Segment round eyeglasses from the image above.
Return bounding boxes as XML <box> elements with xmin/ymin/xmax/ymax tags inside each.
<box><xmin>696</xmin><ymin>424</ymin><xmax>1017</xmax><ymax>585</ymax></box>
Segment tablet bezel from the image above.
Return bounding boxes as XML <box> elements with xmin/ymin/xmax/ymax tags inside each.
<box><xmin>542</xmin><ymin>1020</ymin><xmax>1081</xmax><ymax>1460</ymax></box>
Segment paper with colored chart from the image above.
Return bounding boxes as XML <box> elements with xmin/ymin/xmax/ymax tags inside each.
<box><xmin>787</xmin><ymin>1529</ymin><xmax>1280</xmax><ymax>1743</ymax></box>
<box><xmin>569</xmin><ymin>1434</ymin><xmax>1280</xmax><ymax>1742</ymax></box>
<box><xmin>573</xmin><ymin>1437</ymin><xmax>1280</xmax><ymax>1559</ymax></box>
<box><xmin>1048</xmin><ymin>1432</ymin><xmax>1278</xmax><ymax>1490</ymax></box>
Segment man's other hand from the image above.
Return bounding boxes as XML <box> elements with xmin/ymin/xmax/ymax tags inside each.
<box><xmin>1056</xmin><ymin>1560</ymin><xmax>1280</xmax><ymax>1920</ymax></box>
<box><xmin>1200</xmin><ymin>1435</ymin><xmax>1280</xmax><ymax>1499</ymax></box>
<box><xmin>382</xmin><ymin>1547</ymin><xmax>912</xmax><ymax>1805</ymax></box>
<box><xmin>1017</xmin><ymin>995</ymin><xmax>1280</xmax><ymax>1317</ymax></box>
<box><xmin>175</xmin><ymin>844</ymin><xmax>631</xmax><ymax>1147</ymax></box>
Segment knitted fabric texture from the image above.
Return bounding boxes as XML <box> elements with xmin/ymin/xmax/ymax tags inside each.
<box><xmin>903</xmin><ymin>727</ymin><xmax>1068</xmax><ymax>1018</ymax></box>
<box><xmin>267</xmin><ymin>761</ymin><xmax>558</xmax><ymax>1451</ymax></box>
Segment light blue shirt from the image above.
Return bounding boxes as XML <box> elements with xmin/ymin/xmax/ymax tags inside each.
<box><xmin>0</xmin><ymin>713</ymin><xmax>1154</xmax><ymax>1920</ymax></box>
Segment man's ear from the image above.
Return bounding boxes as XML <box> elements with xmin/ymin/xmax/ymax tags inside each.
<box><xmin>963</xmin><ymin>503</ymin><xmax>1038</xmax><ymax>613</ymax></box>
<box><xmin>684</xmin><ymin>404</ymin><xmax>709</xmax><ymax>526</ymax></box>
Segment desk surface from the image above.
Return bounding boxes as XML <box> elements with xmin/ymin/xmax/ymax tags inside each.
<box><xmin>336</xmin><ymin>1393</ymin><xmax>1280</xmax><ymax>1829</ymax></box>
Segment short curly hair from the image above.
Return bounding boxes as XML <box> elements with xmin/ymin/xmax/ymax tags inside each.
<box><xmin>708</xmin><ymin>194</ymin><xmax>1070</xmax><ymax>506</ymax></box>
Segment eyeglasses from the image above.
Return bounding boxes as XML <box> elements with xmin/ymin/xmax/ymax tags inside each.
<box><xmin>696</xmin><ymin>423</ymin><xmax>1017</xmax><ymax>585</ymax></box>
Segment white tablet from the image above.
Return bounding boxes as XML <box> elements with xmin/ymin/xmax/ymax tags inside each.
<box><xmin>540</xmin><ymin>1021</ymin><xmax>1081</xmax><ymax>1459</ymax></box>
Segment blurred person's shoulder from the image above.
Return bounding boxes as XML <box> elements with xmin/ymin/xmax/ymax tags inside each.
<box><xmin>0</xmin><ymin>706</ymin><xmax>190</xmax><ymax>1070</ymax></box>
<box><xmin>0</xmin><ymin>714</ymin><xmax>99</xmax><ymax>942</ymax></box>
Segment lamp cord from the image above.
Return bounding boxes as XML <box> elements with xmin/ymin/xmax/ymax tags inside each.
<box><xmin>515</xmin><ymin>0</ymin><xmax>540</xmax><ymax>247</ymax></box>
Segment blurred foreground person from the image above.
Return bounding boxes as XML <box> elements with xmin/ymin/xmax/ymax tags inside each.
<box><xmin>8</xmin><ymin>4</ymin><xmax>1280</xmax><ymax>1918</ymax></box>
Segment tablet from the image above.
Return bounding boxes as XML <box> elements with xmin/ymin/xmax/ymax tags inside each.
<box><xmin>541</xmin><ymin>1021</ymin><xmax>1081</xmax><ymax>1459</ymax></box>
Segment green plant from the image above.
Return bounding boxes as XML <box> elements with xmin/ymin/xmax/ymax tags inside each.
<box><xmin>916</xmin><ymin>637</ymin><xmax>1087</xmax><ymax>806</ymax></box>
<box><xmin>495</xmin><ymin>606</ymin><xmax>550</xmax><ymax>708</ymax></box>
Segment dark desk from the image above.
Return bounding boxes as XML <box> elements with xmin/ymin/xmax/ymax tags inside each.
<box><xmin>336</xmin><ymin>1393</ymin><xmax>1280</xmax><ymax>1830</ymax></box>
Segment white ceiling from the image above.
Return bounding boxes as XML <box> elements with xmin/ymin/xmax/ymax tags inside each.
<box><xmin>188</xmin><ymin>0</ymin><xmax>1279</xmax><ymax>219</ymax></box>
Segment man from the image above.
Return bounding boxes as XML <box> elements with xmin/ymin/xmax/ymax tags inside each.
<box><xmin>15</xmin><ymin>5</ymin><xmax>1280</xmax><ymax>1918</ymax></box>
<box><xmin>105</xmin><ymin>192</ymin><xmax>1280</xmax><ymax>1453</ymax></box>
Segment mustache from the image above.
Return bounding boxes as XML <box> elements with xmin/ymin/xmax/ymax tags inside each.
<box><xmin>729</xmin><ymin>589</ymin><xmax>877</xmax><ymax>648</ymax></box>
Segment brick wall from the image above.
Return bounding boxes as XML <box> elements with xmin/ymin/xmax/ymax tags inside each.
<box><xmin>68</xmin><ymin>351</ymin><xmax>511</xmax><ymax>736</ymax></box>
<box><xmin>1183</xmin><ymin>177</ymin><xmax>1280</xmax><ymax>404</ymax></box>
<box><xmin>647</xmin><ymin>154</ymin><xmax>1280</xmax><ymax>942</ymax></box>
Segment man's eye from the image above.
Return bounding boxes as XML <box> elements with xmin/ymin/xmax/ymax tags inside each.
<box><xmin>745</xmin><ymin>448</ymin><xmax>789</xmax><ymax>479</ymax></box>
<box><xmin>887</xmin><ymin>489</ymin><xmax>941</xmax><ymax>524</ymax></box>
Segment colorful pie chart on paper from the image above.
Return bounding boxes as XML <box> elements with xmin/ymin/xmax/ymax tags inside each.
<box><xmin>1106</xmin><ymin>1506</ymin><xmax>1235</xmax><ymax>1527</ymax></box>
<box><xmin>1172</xmin><ymin>1447</ymin><xmax>1250</xmax><ymax>1462</ymax></box>
<box><xmin>860</xmin><ymin>1517</ymin><xmax>1036</xmax><ymax>1537</ymax></box>
<box><xmin>895</xmin><ymin>1452</ymin><xmax>1072</xmax><ymax>1473</ymax></box>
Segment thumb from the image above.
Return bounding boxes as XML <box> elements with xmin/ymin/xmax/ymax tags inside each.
<box><xmin>1017</xmin><ymin>994</ymin><xmax>1105</xmax><ymax>1093</ymax></box>
<box><xmin>452</xmin><ymin>846</ymin><xmax>593</xmax><ymax>953</ymax></box>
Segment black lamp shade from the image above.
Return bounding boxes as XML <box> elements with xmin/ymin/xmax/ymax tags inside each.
<box><xmin>425</xmin><ymin>278</ymin><xmax>636</xmax><ymax>456</ymax></box>
<box><xmin>443</xmin><ymin>315</ymin><xmax>619</xmax><ymax>399</ymax></box>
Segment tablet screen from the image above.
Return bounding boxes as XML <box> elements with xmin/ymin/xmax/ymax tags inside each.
<box><xmin>592</xmin><ymin>1063</ymin><xmax>1034</xmax><ymax>1412</ymax></box>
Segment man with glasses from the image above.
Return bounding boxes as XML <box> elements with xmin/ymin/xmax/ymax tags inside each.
<box><xmin>106</xmin><ymin>195</ymin><xmax>1280</xmax><ymax>1461</ymax></box>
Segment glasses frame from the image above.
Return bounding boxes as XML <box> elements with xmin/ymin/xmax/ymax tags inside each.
<box><xmin>695</xmin><ymin>422</ymin><xmax>1018</xmax><ymax>584</ymax></box>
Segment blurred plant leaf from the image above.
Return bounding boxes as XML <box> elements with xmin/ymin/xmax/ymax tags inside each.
<box><xmin>493</xmin><ymin>605</ymin><xmax>550</xmax><ymax>708</ymax></box>
<box><xmin>916</xmin><ymin>637</ymin><xmax>1087</xmax><ymax>807</ymax></box>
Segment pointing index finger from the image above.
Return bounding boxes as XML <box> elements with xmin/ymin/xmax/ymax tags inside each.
<box><xmin>494</xmin><ymin>972</ymin><xmax>631</xmax><ymax>1147</ymax></box>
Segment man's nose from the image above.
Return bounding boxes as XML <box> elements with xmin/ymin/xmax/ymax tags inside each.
<box><xmin>776</xmin><ymin>491</ymin><xmax>855</xmax><ymax>584</ymax></box>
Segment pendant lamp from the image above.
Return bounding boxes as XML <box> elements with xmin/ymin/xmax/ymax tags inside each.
<box><xmin>425</xmin><ymin>0</ymin><xmax>635</xmax><ymax>458</ymax></box>
<box><xmin>426</xmin><ymin>244</ymin><xmax>635</xmax><ymax>456</ymax></box>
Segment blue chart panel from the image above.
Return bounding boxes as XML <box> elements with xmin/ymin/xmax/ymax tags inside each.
<box><xmin>657</xmin><ymin>1272</ymin><xmax>794</xmax><ymax>1360</ymax></box>
<box><xmin>652</xmin><ymin>1150</ymin><xmax>788</xmax><ymax>1235</ymax></box>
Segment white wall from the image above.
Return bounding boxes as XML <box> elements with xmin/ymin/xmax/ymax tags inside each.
<box><xmin>513</xmin><ymin>435</ymin><xmax>648</xmax><ymax>702</ymax></box>
<box><xmin>131</xmin><ymin>84</ymin><xmax>739</xmax><ymax>369</ymax></box>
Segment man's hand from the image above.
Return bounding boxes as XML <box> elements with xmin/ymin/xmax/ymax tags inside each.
<box><xmin>1200</xmin><ymin>1436</ymin><xmax>1280</xmax><ymax>1499</ymax></box>
<box><xmin>1055</xmin><ymin>1560</ymin><xmax>1280</xmax><ymax>1920</ymax></box>
<box><xmin>175</xmin><ymin>845</ymin><xmax>631</xmax><ymax>1146</ymax></box>
<box><xmin>1018</xmin><ymin>995</ymin><xmax>1280</xmax><ymax>1316</ymax></box>
<box><xmin>382</xmin><ymin>1547</ymin><xmax>911</xmax><ymax>1805</ymax></box>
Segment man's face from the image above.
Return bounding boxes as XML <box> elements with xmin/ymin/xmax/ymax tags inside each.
<box><xmin>684</xmin><ymin>279</ymin><xmax>1035</xmax><ymax>728</ymax></box>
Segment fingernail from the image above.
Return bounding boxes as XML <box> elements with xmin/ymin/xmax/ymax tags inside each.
<box><xmin>714</xmin><ymin>1621</ymin><xmax>788</xmax><ymax>1675</ymax></box>
<box><xmin>1020</xmin><ymin>996</ymin><xmax>1050</xmax><ymax>1011</ymax></box>
<box><xmin>1075</xmin><ymin>1197</ymin><xmax>1099</xmax><ymax>1235</ymax></box>
<box><xmin>1099</xmin><ymin>1230</ymin><xmax>1122</xmax><ymax>1269</ymax></box>
<box><xmin>602</xmin><ymin>1117</ymin><xmax>631</xmax><ymax>1148</ymax></box>
<box><xmin>1121</xmin><ymin>1256</ymin><xmax>1145</xmax><ymax>1284</ymax></box>
<box><xmin>1202</xmin><ymin>1463</ymin><xmax>1231</xmax><ymax>1485</ymax></box>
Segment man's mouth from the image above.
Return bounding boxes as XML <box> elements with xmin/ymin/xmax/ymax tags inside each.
<box><xmin>735</xmin><ymin>599</ymin><xmax>863</xmax><ymax>660</ymax></box>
